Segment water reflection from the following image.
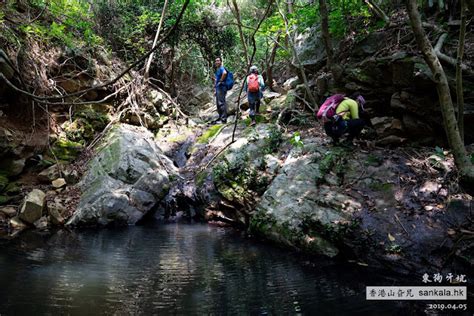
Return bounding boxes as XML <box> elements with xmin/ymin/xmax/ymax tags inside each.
<box><xmin>0</xmin><ymin>223</ymin><xmax>409</xmax><ymax>315</ymax></box>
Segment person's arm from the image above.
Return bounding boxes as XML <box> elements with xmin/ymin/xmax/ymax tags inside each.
<box><xmin>258</xmin><ymin>75</ymin><xmax>265</xmax><ymax>90</ymax></box>
<box><xmin>218</xmin><ymin>67</ymin><xmax>227</xmax><ymax>85</ymax></box>
<box><xmin>348</xmin><ymin>99</ymin><xmax>359</xmax><ymax>119</ymax></box>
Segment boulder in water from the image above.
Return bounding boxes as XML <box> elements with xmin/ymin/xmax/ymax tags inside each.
<box><xmin>67</xmin><ymin>124</ymin><xmax>177</xmax><ymax>226</ymax></box>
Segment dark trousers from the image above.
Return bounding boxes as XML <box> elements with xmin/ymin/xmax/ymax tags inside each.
<box><xmin>216</xmin><ymin>87</ymin><xmax>228</xmax><ymax>121</ymax></box>
<box><xmin>324</xmin><ymin>119</ymin><xmax>366</xmax><ymax>142</ymax></box>
<box><xmin>248</xmin><ymin>91</ymin><xmax>261</xmax><ymax>119</ymax></box>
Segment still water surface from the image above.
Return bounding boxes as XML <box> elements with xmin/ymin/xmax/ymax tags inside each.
<box><xmin>0</xmin><ymin>223</ymin><xmax>411</xmax><ymax>315</ymax></box>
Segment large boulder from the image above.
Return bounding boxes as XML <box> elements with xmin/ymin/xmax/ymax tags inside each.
<box><xmin>293</xmin><ymin>28</ymin><xmax>327</xmax><ymax>70</ymax></box>
<box><xmin>188</xmin><ymin>87</ymin><xmax>213</xmax><ymax>106</ymax></box>
<box><xmin>67</xmin><ymin>124</ymin><xmax>177</xmax><ymax>226</ymax></box>
<box><xmin>251</xmin><ymin>139</ymin><xmax>360</xmax><ymax>257</ymax></box>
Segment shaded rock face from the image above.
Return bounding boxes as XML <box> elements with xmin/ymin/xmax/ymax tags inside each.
<box><xmin>177</xmin><ymin>123</ymin><xmax>284</xmax><ymax>224</ymax></box>
<box><xmin>0</xmin><ymin>49</ymin><xmax>15</xmax><ymax>96</ymax></box>
<box><xmin>67</xmin><ymin>124</ymin><xmax>177</xmax><ymax>226</ymax></box>
<box><xmin>293</xmin><ymin>25</ymin><xmax>474</xmax><ymax>144</ymax></box>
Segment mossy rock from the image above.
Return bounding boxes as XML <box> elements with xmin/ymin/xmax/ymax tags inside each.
<box><xmin>0</xmin><ymin>174</ymin><xmax>8</xmax><ymax>192</ymax></box>
<box><xmin>75</xmin><ymin>106</ymin><xmax>110</xmax><ymax>126</ymax></box>
<box><xmin>0</xmin><ymin>195</ymin><xmax>11</xmax><ymax>205</ymax></box>
<box><xmin>4</xmin><ymin>182</ymin><xmax>20</xmax><ymax>195</ymax></box>
<box><xmin>61</xmin><ymin>107</ymin><xmax>111</xmax><ymax>143</ymax></box>
<box><xmin>51</xmin><ymin>138</ymin><xmax>84</xmax><ymax>162</ymax></box>
<box><xmin>197</xmin><ymin>124</ymin><xmax>223</xmax><ymax>144</ymax></box>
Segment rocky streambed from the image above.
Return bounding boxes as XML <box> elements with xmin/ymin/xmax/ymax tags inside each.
<box><xmin>0</xmin><ymin>88</ymin><xmax>473</xmax><ymax>277</ymax></box>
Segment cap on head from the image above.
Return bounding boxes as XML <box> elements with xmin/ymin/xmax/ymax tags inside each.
<box><xmin>250</xmin><ymin>65</ymin><xmax>258</xmax><ymax>73</ymax></box>
<box><xmin>356</xmin><ymin>95</ymin><xmax>366</xmax><ymax>110</ymax></box>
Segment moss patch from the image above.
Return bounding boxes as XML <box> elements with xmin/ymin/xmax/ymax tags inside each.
<box><xmin>365</xmin><ymin>154</ymin><xmax>383</xmax><ymax>166</ymax></box>
<box><xmin>369</xmin><ymin>181</ymin><xmax>394</xmax><ymax>192</ymax></box>
<box><xmin>195</xmin><ymin>170</ymin><xmax>208</xmax><ymax>187</ymax></box>
<box><xmin>51</xmin><ymin>138</ymin><xmax>84</xmax><ymax>162</ymax></box>
<box><xmin>88</xmin><ymin>137</ymin><xmax>121</xmax><ymax>178</ymax></box>
<box><xmin>197</xmin><ymin>124</ymin><xmax>223</xmax><ymax>144</ymax></box>
<box><xmin>4</xmin><ymin>182</ymin><xmax>20</xmax><ymax>195</ymax></box>
<box><xmin>166</xmin><ymin>134</ymin><xmax>187</xmax><ymax>143</ymax></box>
<box><xmin>0</xmin><ymin>195</ymin><xmax>11</xmax><ymax>205</ymax></box>
<box><xmin>0</xmin><ymin>174</ymin><xmax>8</xmax><ymax>192</ymax></box>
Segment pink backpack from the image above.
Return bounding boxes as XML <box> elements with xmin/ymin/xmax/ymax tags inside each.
<box><xmin>316</xmin><ymin>94</ymin><xmax>346</xmax><ymax>122</ymax></box>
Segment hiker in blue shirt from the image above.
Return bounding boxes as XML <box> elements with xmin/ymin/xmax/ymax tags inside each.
<box><xmin>214</xmin><ymin>57</ymin><xmax>228</xmax><ymax>123</ymax></box>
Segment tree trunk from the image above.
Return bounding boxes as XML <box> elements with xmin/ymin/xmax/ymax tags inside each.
<box><xmin>277</xmin><ymin>2</ymin><xmax>318</xmax><ymax>110</ymax></box>
<box><xmin>364</xmin><ymin>0</ymin><xmax>390</xmax><ymax>23</ymax></box>
<box><xmin>229</xmin><ymin>0</ymin><xmax>250</xmax><ymax>65</ymax></box>
<box><xmin>144</xmin><ymin>0</ymin><xmax>169</xmax><ymax>80</ymax></box>
<box><xmin>407</xmin><ymin>0</ymin><xmax>474</xmax><ymax>182</ymax></box>
<box><xmin>456</xmin><ymin>0</ymin><xmax>466</xmax><ymax>141</ymax></box>
<box><xmin>318</xmin><ymin>0</ymin><xmax>333</xmax><ymax>69</ymax></box>
<box><xmin>266</xmin><ymin>31</ymin><xmax>281</xmax><ymax>91</ymax></box>
<box><xmin>287</xmin><ymin>0</ymin><xmax>294</xmax><ymax>14</ymax></box>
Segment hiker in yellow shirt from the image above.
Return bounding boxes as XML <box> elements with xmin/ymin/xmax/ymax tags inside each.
<box><xmin>324</xmin><ymin>92</ymin><xmax>367</xmax><ymax>145</ymax></box>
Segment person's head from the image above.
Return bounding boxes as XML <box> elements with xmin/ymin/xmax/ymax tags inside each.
<box><xmin>215</xmin><ymin>57</ymin><xmax>222</xmax><ymax>68</ymax></box>
<box><xmin>250</xmin><ymin>65</ymin><xmax>258</xmax><ymax>74</ymax></box>
<box><xmin>350</xmin><ymin>92</ymin><xmax>366</xmax><ymax>110</ymax></box>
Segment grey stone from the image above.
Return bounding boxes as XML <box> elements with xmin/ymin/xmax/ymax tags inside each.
<box><xmin>9</xmin><ymin>216</ymin><xmax>26</xmax><ymax>229</ymax></box>
<box><xmin>283</xmin><ymin>77</ymin><xmax>301</xmax><ymax>90</ymax></box>
<box><xmin>38</xmin><ymin>164</ymin><xmax>62</xmax><ymax>183</ymax></box>
<box><xmin>19</xmin><ymin>189</ymin><xmax>45</xmax><ymax>224</ymax></box>
<box><xmin>262</xmin><ymin>91</ymin><xmax>281</xmax><ymax>103</ymax></box>
<box><xmin>67</xmin><ymin>124</ymin><xmax>176</xmax><ymax>226</ymax></box>
<box><xmin>371</xmin><ymin>116</ymin><xmax>404</xmax><ymax>138</ymax></box>
<box><xmin>376</xmin><ymin>135</ymin><xmax>407</xmax><ymax>146</ymax></box>
<box><xmin>48</xmin><ymin>202</ymin><xmax>65</xmax><ymax>225</ymax></box>
<box><xmin>34</xmin><ymin>216</ymin><xmax>49</xmax><ymax>230</ymax></box>
<box><xmin>0</xmin><ymin>206</ymin><xmax>17</xmax><ymax>217</ymax></box>
<box><xmin>63</xmin><ymin>169</ymin><xmax>80</xmax><ymax>184</ymax></box>
<box><xmin>52</xmin><ymin>178</ymin><xmax>67</xmax><ymax>188</ymax></box>
<box><xmin>0</xmin><ymin>158</ymin><xmax>25</xmax><ymax>177</ymax></box>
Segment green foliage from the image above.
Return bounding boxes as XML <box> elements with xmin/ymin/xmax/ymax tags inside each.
<box><xmin>328</xmin><ymin>0</ymin><xmax>372</xmax><ymax>38</ymax></box>
<box><xmin>289</xmin><ymin>132</ymin><xmax>304</xmax><ymax>148</ymax></box>
<box><xmin>316</xmin><ymin>148</ymin><xmax>346</xmax><ymax>183</ymax></box>
<box><xmin>434</xmin><ymin>146</ymin><xmax>446</xmax><ymax>159</ymax></box>
<box><xmin>17</xmin><ymin>0</ymin><xmax>103</xmax><ymax>48</ymax></box>
<box><xmin>386</xmin><ymin>243</ymin><xmax>402</xmax><ymax>254</ymax></box>
<box><xmin>263</xmin><ymin>126</ymin><xmax>282</xmax><ymax>154</ymax></box>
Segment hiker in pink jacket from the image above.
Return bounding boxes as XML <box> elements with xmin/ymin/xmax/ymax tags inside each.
<box><xmin>321</xmin><ymin>92</ymin><xmax>367</xmax><ymax>145</ymax></box>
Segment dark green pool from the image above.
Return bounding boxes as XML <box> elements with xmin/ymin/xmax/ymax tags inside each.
<box><xmin>0</xmin><ymin>223</ymin><xmax>413</xmax><ymax>315</ymax></box>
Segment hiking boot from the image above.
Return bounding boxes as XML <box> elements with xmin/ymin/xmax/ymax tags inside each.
<box><xmin>340</xmin><ymin>139</ymin><xmax>355</xmax><ymax>148</ymax></box>
<box><xmin>250</xmin><ymin>120</ymin><xmax>256</xmax><ymax>126</ymax></box>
